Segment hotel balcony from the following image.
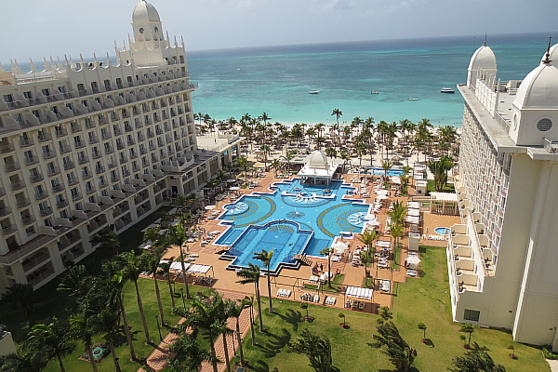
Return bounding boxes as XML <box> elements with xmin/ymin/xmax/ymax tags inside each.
<box><xmin>22</xmin><ymin>248</ymin><xmax>51</xmax><ymax>273</ymax></box>
<box><xmin>27</xmin><ymin>263</ymin><xmax>56</xmax><ymax>288</ymax></box>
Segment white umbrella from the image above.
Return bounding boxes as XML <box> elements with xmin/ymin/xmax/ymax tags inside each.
<box><xmin>230</xmin><ymin>186</ymin><xmax>240</xmax><ymax>191</ymax></box>
<box><xmin>368</xmin><ymin>220</ymin><xmax>381</xmax><ymax>226</ymax></box>
<box><xmin>226</xmin><ymin>179</ymin><xmax>236</xmax><ymax>183</ymax></box>
<box><xmin>333</xmin><ymin>242</ymin><xmax>349</xmax><ymax>252</ymax></box>
<box><xmin>364</xmin><ymin>214</ymin><xmax>377</xmax><ymax>221</ymax></box>
<box><xmin>406</xmin><ymin>255</ymin><xmax>421</xmax><ymax>265</ymax></box>
<box><xmin>376</xmin><ymin>189</ymin><xmax>389</xmax><ymax>195</ymax></box>
<box><xmin>376</xmin><ymin>194</ymin><xmax>389</xmax><ymax>200</ymax></box>
<box><xmin>205</xmin><ymin>205</ymin><xmax>216</xmax><ymax>210</ymax></box>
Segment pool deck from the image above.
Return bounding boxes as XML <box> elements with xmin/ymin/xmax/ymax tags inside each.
<box><xmin>153</xmin><ymin>171</ymin><xmax>459</xmax><ymax>372</ymax></box>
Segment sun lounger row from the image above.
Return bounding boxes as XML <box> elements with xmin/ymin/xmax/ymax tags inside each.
<box><xmin>422</xmin><ymin>234</ymin><xmax>447</xmax><ymax>241</ymax></box>
<box><xmin>325</xmin><ymin>296</ymin><xmax>336</xmax><ymax>305</ymax></box>
<box><xmin>345</xmin><ymin>299</ymin><xmax>366</xmax><ymax>310</ymax></box>
<box><xmin>277</xmin><ymin>288</ymin><xmax>292</xmax><ymax>298</ymax></box>
<box><xmin>300</xmin><ymin>293</ymin><xmax>320</xmax><ymax>303</ymax></box>
<box><xmin>407</xmin><ymin>269</ymin><xmax>418</xmax><ymax>277</ymax></box>
<box><xmin>378</xmin><ymin>280</ymin><xmax>391</xmax><ymax>292</ymax></box>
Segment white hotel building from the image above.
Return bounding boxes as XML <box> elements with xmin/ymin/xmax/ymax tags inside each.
<box><xmin>0</xmin><ymin>1</ymin><xmax>241</xmax><ymax>293</ymax></box>
<box><xmin>450</xmin><ymin>40</ymin><xmax>558</xmax><ymax>348</ymax></box>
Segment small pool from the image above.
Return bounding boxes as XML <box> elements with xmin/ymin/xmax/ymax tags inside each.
<box><xmin>364</xmin><ymin>167</ymin><xmax>405</xmax><ymax>176</ymax></box>
<box><xmin>434</xmin><ymin>227</ymin><xmax>450</xmax><ymax>235</ymax></box>
<box><xmin>224</xmin><ymin>202</ymin><xmax>249</xmax><ymax>215</ymax></box>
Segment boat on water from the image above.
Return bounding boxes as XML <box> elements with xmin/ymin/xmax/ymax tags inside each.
<box><xmin>308</xmin><ymin>90</ymin><xmax>319</xmax><ymax>94</ymax></box>
<box><xmin>408</xmin><ymin>97</ymin><xmax>418</xmax><ymax>101</ymax></box>
<box><xmin>371</xmin><ymin>91</ymin><xmax>380</xmax><ymax>94</ymax></box>
<box><xmin>440</xmin><ymin>87</ymin><xmax>455</xmax><ymax>93</ymax></box>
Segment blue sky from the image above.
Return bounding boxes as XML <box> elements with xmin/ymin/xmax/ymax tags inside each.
<box><xmin>1</xmin><ymin>0</ymin><xmax>557</xmax><ymax>62</ymax></box>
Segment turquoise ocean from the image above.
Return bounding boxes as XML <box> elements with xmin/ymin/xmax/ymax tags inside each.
<box><xmin>187</xmin><ymin>33</ymin><xmax>554</xmax><ymax>127</ymax></box>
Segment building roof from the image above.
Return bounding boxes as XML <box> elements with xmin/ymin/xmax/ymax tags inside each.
<box><xmin>297</xmin><ymin>150</ymin><xmax>339</xmax><ymax>178</ymax></box>
<box><xmin>513</xmin><ymin>61</ymin><xmax>558</xmax><ymax>109</ymax></box>
<box><xmin>306</xmin><ymin>150</ymin><xmax>329</xmax><ymax>169</ymax></box>
<box><xmin>133</xmin><ymin>0</ymin><xmax>161</xmax><ymax>23</ymax></box>
<box><xmin>468</xmin><ymin>45</ymin><xmax>497</xmax><ymax>73</ymax></box>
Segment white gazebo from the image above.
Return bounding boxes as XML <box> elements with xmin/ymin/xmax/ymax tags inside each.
<box><xmin>297</xmin><ymin>150</ymin><xmax>339</xmax><ymax>185</ymax></box>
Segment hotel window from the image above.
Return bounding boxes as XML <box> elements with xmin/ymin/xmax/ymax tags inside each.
<box><xmin>58</xmin><ymin>86</ymin><xmax>66</xmax><ymax>94</ymax></box>
<box><xmin>41</xmin><ymin>88</ymin><xmax>50</xmax><ymax>96</ymax></box>
<box><xmin>463</xmin><ymin>309</ymin><xmax>480</xmax><ymax>322</ymax></box>
<box><xmin>23</xmin><ymin>91</ymin><xmax>33</xmax><ymax>100</ymax></box>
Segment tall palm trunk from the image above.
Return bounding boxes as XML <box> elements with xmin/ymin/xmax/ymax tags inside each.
<box><xmin>208</xmin><ymin>331</ymin><xmax>218</xmax><ymax>372</ymax></box>
<box><xmin>120</xmin><ymin>297</ymin><xmax>136</xmax><ymax>360</ymax></box>
<box><xmin>179</xmin><ymin>249</ymin><xmax>191</xmax><ymax>299</ymax></box>
<box><xmin>134</xmin><ymin>280</ymin><xmax>151</xmax><ymax>344</ymax></box>
<box><xmin>153</xmin><ymin>274</ymin><xmax>165</xmax><ymax>325</ymax></box>
<box><xmin>166</xmin><ymin>274</ymin><xmax>176</xmax><ymax>312</ymax></box>
<box><xmin>109</xmin><ymin>342</ymin><xmax>122</xmax><ymax>372</ymax></box>
<box><xmin>87</xmin><ymin>346</ymin><xmax>99</xmax><ymax>372</ymax></box>
<box><xmin>236</xmin><ymin>318</ymin><xmax>245</xmax><ymax>365</ymax></box>
<box><xmin>266</xmin><ymin>265</ymin><xmax>274</xmax><ymax>313</ymax></box>
<box><xmin>249</xmin><ymin>304</ymin><xmax>256</xmax><ymax>346</ymax></box>
<box><xmin>222</xmin><ymin>332</ymin><xmax>231</xmax><ymax>372</ymax></box>
<box><xmin>254</xmin><ymin>282</ymin><xmax>264</xmax><ymax>332</ymax></box>
<box><xmin>56</xmin><ymin>353</ymin><xmax>66</xmax><ymax>372</ymax></box>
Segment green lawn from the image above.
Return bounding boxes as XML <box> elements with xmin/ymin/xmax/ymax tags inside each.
<box><xmin>231</xmin><ymin>246</ymin><xmax>549</xmax><ymax>372</ymax></box>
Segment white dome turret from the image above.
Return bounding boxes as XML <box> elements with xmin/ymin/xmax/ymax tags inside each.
<box><xmin>467</xmin><ymin>43</ymin><xmax>498</xmax><ymax>89</ymax></box>
<box><xmin>131</xmin><ymin>0</ymin><xmax>164</xmax><ymax>42</ymax></box>
<box><xmin>133</xmin><ymin>1</ymin><xmax>161</xmax><ymax>23</ymax></box>
<box><xmin>513</xmin><ymin>62</ymin><xmax>558</xmax><ymax>109</ymax></box>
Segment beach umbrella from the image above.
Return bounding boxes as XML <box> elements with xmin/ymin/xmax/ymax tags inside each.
<box><xmin>376</xmin><ymin>194</ymin><xmax>389</xmax><ymax>200</ymax></box>
<box><xmin>205</xmin><ymin>205</ymin><xmax>216</xmax><ymax>210</ymax></box>
<box><xmin>333</xmin><ymin>242</ymin><xmax>349</xmax><ymax>254</ymax></box>
<box><xmin>368</xmin><ymin>220</ymin><xmax>381</xmax><ymax>226</ymax></box>
<box><xmin>230</xmin><ymin>186</ymin><xmax>240</xmax><ymax>191</ymax></box>
<box><xmin>364</xmin><ymin>214</ymin><xmax>377</xmax><ymax>221</ymax></box>
<box><xmin>227</xmin><ymin>178</ymin><xmax>236</xmax><ymax>183</ymax></box>
<box><xmin>406</xmin><ymin>255</ymin><xmax>421</xmax><ymax>267</ymax></box>
<box><xmin>377</xmin><ymin>189</ymin><xmax>389</xmax><ymax>195</ymax></box>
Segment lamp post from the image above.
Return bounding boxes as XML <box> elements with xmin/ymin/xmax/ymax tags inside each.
<box><xmin>155</xmin><ymin>315</ymin><xmax>163</xmax><ymax>341</ymax></box>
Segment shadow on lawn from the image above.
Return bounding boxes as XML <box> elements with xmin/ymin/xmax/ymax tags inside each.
<box><xmin>277</xmin><ymin>309</ymin><xmax>304</xmax><ymax>331</ymax></box>
<box><xmin>256</xmin><ymin>328</ymin><xmax>291</xmax><ymax>358</ymax></box>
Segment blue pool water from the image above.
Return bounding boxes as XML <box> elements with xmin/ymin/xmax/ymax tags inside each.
<box><xmin>364</xmin><ymin>168</ymin><xmax>405</xmax><ymax>176</ymax></box>
<box><xmin>434</xmin><ymin>227</ymin><xmax>450</xmax><ymax>235</ymax></box>
<box><xmin>216</xmin><ymin>179</ymin><xmax>370</xmax><ymax>272</ymax></box>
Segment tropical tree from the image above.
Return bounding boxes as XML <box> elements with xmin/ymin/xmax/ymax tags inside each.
<box><xmin>417</xmin><ymin>323</ymin><xmax>427</xmax><ymax>341</ymax></box>
<box><xmin>165</xmin><ymin>333</ymin><xmax>214</xmax><ymax>372</ymax></box>
<box><xmin>357</xmin><ymin>230</ymin><xmax>378</xmax><ymax>252</ymax></box>
<box><xmin>428</xmin><ymin>155</ymin><xmax>454</xmax><ymax>192</ymax></box>
<box><xmin>227</xmin><ymin>298</ymin><xmax>249</xmax><ymax>366</ymax></box>
<box><xmin>237</xmin><ymin>263</ymin><xmax>265</xmax><ymax>332</ymax></box>
<box><xmin>360</xmin><ymin>249</ymin><xmax>374</xmax><ymax>278</ymax></box>
<box><xmin>160</xmin><ymin>224</ymin><xmax>190</xmax><ymax>299</ymax></box>
<box><xmin>381</xmin><ymin>160</ymin><xmax>393</xmax><ymax>183</ymax></box>
<box><xmin>270</xmin><ymin>158</ymin><xmax>282</xmax><ymax>178</ymax></box>
<box><xmin>377</xmin><ymin>306</ymin><xmax>393</xmax><ymax>325</ymax></box>
<box><xmin>90</xmin><ymin>228</ymin><xmax>120</xmax><ymax>256</ymax></box>
<box><xmin>289</xmin><ymin>328</ymin><xmax>335</xmax><ymax>372</ymax></box>
<box><xmin>0</xmin><ymin>347</ymin><xmax>45</xmax><ymax>372</ymax></box>
<box><xmin>369</xmin><ymin>321</ymin><xmax>417</xmax><ymax>372</ymax></box>
<box><xmin>254</xmin><ymin>249</ymin><xmax>275</xmax><ymax>313</ymax></box>
<box><xmin>119</xmin><ymin>251</ymin><xmax>151</xmax><ymax>344</ymax></box>
<box><xmin>338</xmin><ymin>313</ymin><xmax>347</xmax><ymax>329</ymax></box>
<box><xmin>244</xmin><ymin>295</ymin><xmax>257</xmax><ymax>346</ymax></box>
<box><xmin>259</xmin><ymin>144</ymin><xmax>271</xmax><ymax>170</ymax></box>
<box><xmin>212</xmin><ymin>321</ymin><xmax>234</xmax><ymax>372</ymax></box>
<box><xmin>460</xmin><ymin>323</ymin><xmax>475</xmax><ymax>348</ymax></box>
<box><xmin>144</xmin><ymin>249</ymin><xmax>166</xmax><ymax>325</ymax></box>
<box><xmin>331</xmin><ymin>108</ymin><xmax>342</xmax><ymax>128</ymax></box>
<box><xmin>69</xmin><ymin>314</ymin><xmax>99</xmax><ymax>372</ymax></box>
<box><xmin>159</xmin><ymin>257</ymin><xmax>176</xmax><ymax>313</ymax></box>
<box><xmin>450</xmin><ymin>343</ymin><xmax>506</xmax><ymax>372</ymax></box>
<box><xmin>319</xmin><ymin>247</ymin><xmax>334</xmax><ymax>287</ymax></box>
<box><xmin>282</xmin><ymin>149</ymin><xmax>298</xmax><ymax>171</ymax></box>
<box><xmin>0</xmin><ymin>283</ymin><xmax>36</xmax><ymax>316</ymax></box>
<box><xmin>180</xmin><ymin>292</ymin><xmax>226</xmax><ymax>372</ymax></box>
<box><xmin>27</xmin><ymin>317</ymin><xmax>76</xmax><ymax>372</ymax></box>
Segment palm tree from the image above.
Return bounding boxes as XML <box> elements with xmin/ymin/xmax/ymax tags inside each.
<box><xmin>358</xmin><ymin>230</ymin><xmax>378</xmax><ymax>252</ymax></box>
<box><xmin>119</xmin><ymin>251</ymin><xmax>151</xmax><ymax>343</ymax></box>
<box><xmin>270</xmin><ymin>158</ymin><xmax>282</xmax><ymax>178</ymax></box>
<box><xmin>331</xmin><ymin>108</ymin><xmax>343</xmax><ymax>128</ymax></box>
<box><xmin>254</xmin><ymin>249</ymin><xmax>275</xmax><ymax>313</ymax></box>
<box><xmin>90</xmin><ymin>229</ymin><xmax>120</xmax><ymax>256</ymax></box>
<box><xmin>244</xmin><ymin>295</ymin><xmax>257</xmax><ymax>346</ymax></box>
<box><xmin>450</xmin><ymin>342</ymin><xmax>506</xmax><ymax>372</ymax></box>
<box><xmin>165</xmin><ymin>334</ymin><xmax>214</xmax><ymax>372</ymax></box>
<box><xmin>236</xmin><ymin>263</ymin><xmax>265</xmax><ymax>332</ymax></box>
<box><xmin>181</xmin><ymin>292</ymin><xmax>227</xmax><ymax>372</ymax></box>
<box><xmin>289</xmin><ymin>329</ymin><xmax>335</xmax><ymax>372</ymax></box>
<box><xmin>428</xmin><ymin>156</ymin><xmax>454</xmax><ymax>192</ymax></box>
<box><xmin>390</xmin><ymin>223</ymin><xmax>405</xmax><ymax>266</ymax></box>
<box><xmin>69</xmin><ymin>314</ymin><xmax>98</xmax><ymax>372</ymax></box>
<box><xmin>259</xmin><ymin>144</ymin><xmax>271</xmax><ymax>171</ymax></box>
<box><xmin>144</xmin><ymin>249</ymin><xmax>166</xmax><ymax>325</ymax></box>
<box><xmin>381</xmin><ymin>160</ymin><xmax>393</xmax><ymax>183</ymax></box>
<box><xmin>360</xmin><ymin>249</ymin><xmax>374</xmax><ymax>278</ymax></box>
<box><xmin>369</xmin><ymin>321</ymin><xmax>417</xmax><ymax>372</ymax></box>
<box><xmin>319</xmin><ymin>247</ymin><xmax>334</xmax><ymax>287</ymax></box>
<box><xmin>460</xmin><ymin>324</ymin><xmax>475</xmax><ymax>348</ymax></box>
<box><xmin>0</xmin><ymin>283</ymin><xmax>36</xmax><ymax>316</ymax></box>
<box><xmin>226</xmin><ymin>299</ymin><xmax>248</xmax><ymax>366</ymax></box>
<box><xmin>212</xmin><ymin>321</ymin><xmax>234</xmax><ymax>372</ymax></box>
<box><xmin>377</xmin><ymin>306</ymin><xmax>393</xmax><ymax>324</ymax></box>
<box><xmin>27</xmin><ymin>317</ymin><xmax>76</xmax><ymax>372</ymax></box>
<box><xmin>159</xmin><ymin>257</ymin><xmax>176</xmax><ymax>313</ymax></box>
<box><xmin>281</xmin><ymin>150</ymin><xmax>298</xmax><ymax>171</ymax></box>
<box><xmin>160</xmin><ymin>224</ymin><xmax>191</xmax><ymax>299</ymax></box>
<box><xmin>417</xmin><ymin>323</ymin><xmax>427</xmax><ymax>341</ymax></box>
<box><xmin>0</xmin><ymin>348</ymin><xmax>45</xmax><ymax>372</ymax></box>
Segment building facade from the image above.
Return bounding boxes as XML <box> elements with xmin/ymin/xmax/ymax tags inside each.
<box><xmin>449</xmin><ymin>40</ymin><xmax>558</xmax><ymax>349</ymax></box>
<box><xmin>0</xmin><ymin>1</ymin><xmax>241</xmax><ymax>293</ymax></box>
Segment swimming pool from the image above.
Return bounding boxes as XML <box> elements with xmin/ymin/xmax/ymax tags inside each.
<box><xmin>434</xmin><ymin>227</ymin><xmax>450</xmax><ymax>235</ymax></box>
<box><xmin>364</xmin><ymin>167</ymin><xmax>405</xmax><ymax>176</ymax></box>
<box><xmin>216</xmin><ymin>179</ymin><xmax>370</xmax><ymax>272</ymax></box>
